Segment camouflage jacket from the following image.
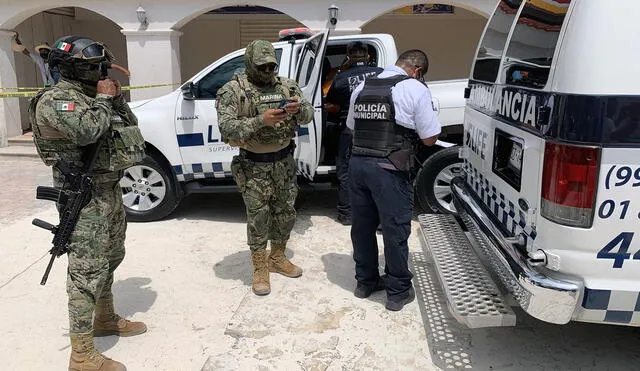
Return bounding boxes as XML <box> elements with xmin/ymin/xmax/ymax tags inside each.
<box><xmin>216</xmin><ymin>73</ymin><xmax>314</xmax><ymax>152</ymax></box>
<box><xmin>30</xmin><ymin>80</ymin><xmax>144</xmax><ymax>186</ymax></box>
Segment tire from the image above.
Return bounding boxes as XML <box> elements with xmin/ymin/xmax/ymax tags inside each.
<box><xmin>120</xmin><ymin>155</ymin><xmax>182</xmax><ymax>222</ymax></box>
<box><xmin>414</xmin><ymin>146</ymin><xmax>463</xmax><ymax>214</ymax></box>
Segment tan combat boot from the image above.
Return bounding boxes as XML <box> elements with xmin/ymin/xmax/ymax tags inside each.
<box><xmin>93</xmin><ymin>298</ymin><xmax>147</xmax><ymax>337</ymax></box>
<box><xmin>251</xmin><ymin>249</ymin><xmax>271</xmax><ymax>295</ymax></box>
<box><xmin>69</xmin><ymin>331</ymin><xmax>126</xmax><ymax>371</ymax></box>
<box><xmin>268</xmin><ymin>242</ymin><xmax>303</xmax><ymax>278</ymax></box>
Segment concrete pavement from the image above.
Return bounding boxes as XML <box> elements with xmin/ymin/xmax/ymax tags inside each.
<box><xmin>1</xmin><ymin>156</ymin><xmax>639</xmax><ymax>371</ymax></box>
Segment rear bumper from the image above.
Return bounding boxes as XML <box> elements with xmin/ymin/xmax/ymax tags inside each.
<box><xmin>451</xmin><ymin>176</ymin><xmax>581</xmax><ymax>324</ymax></box>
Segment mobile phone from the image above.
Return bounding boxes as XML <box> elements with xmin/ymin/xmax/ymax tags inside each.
<box><xmin>278</xmin><ymin>98</ymin><xmax>295</xmax><ymax>109</ymax></box>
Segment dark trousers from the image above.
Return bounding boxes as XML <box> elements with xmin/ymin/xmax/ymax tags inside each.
<box><xmin>336</xmin><ymin>127</ymin><xmax>353</xmax><ymax>219</ymax></box>
<box><xmin>349</xmin><ymin>155</ymin><xmax>414</xmax><ymax>300</ymax></box>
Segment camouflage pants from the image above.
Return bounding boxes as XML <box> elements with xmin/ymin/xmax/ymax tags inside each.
<box><xmin>231</xmin><ymin>154</ymin><xmax>298</xmax><ymax>251</ymax></box>
<box><xmin>66</xmin><ymin>181</ymin><xmax>126</xmax><ymax>333</ymax></box>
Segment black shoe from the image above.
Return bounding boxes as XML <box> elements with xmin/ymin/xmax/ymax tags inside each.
<box><xmin>385</xmin><ymin>287</ymin><xmax>415</xmax><ymax>311</ymax></box>
<box><xmin>354</xmin><ymin>278</ymin><xmax>385</xmax><ymax>298</ymax></box>
<box><xmin>337</xmin><ymin>214</ymin><xmax>352</xmax><ymax>226</ymax></box>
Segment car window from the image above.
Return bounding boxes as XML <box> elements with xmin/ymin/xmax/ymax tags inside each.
<box><xmin>503</xmin><ymin>0</ymin><xmax>572</xmax><ymax>89</ymax></box>
<box><xmin>197</xmin><ymin>49</ymin><xmax>283</xmax><ymax>99</ymax></box>
<box><xmin>472</xmin><ymin>0</ymin><xmax>523</xmax><ymax>83</ymax></box>
<box><xmin>297</xmin><ymin>37</ymin><xmax>322</xmax><ymax>88</ymax></box>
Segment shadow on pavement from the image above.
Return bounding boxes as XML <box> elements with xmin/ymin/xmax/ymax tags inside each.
<box><xmin>321</xmin><ymin>252</ymin><xmax>387</xmax><ymax>306</ymax></box>
<box><xmin>411</xmin><ymin>250</ymin><xmax>640</xmax><ymax>371</ymax></box>
<box><xmin>214</xmin><ymin>248</ymin><xmax>299</xmax><ymax>287</ymax></box>
<box><xmin>166</xmin><ymin>186</ymin><xmax>339</xmax><ymax>239</ymax></box>
<box><xmin>96</xmin><ymin>277</ymin><xmax>157</xmax><ymax>352</ymax></box>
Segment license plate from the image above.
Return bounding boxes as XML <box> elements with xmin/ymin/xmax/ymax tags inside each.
<box><xmin>508</xmin><ymin>143</ymin><xmax>523</xmax><ymax>171</ymax></box>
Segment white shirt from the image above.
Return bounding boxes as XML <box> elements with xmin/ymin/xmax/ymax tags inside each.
<box><xmin>29</xmin><ymin>52</ymin><xmax>55</xmax><ymax>86</ymax></box>
<box><xmin>345</xmin><ymin>65</ymin><xmax>441</xmax><ymax>140</ymax></box>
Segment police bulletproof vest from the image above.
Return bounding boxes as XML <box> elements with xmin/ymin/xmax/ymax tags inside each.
<box><xmin>352</xmin><ymin>75</ymin><xmax>419</xmax><ymax>170</ymax></box>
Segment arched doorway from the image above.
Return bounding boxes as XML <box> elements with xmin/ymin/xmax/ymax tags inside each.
<box><xmin>176</xmin><ymin>5</ymin><xmax>305</xmax><ymax>82</ymax></box>
<box><xmin>362</xmin><ymin>3</ymin><xmax>487</xmax><ymax>80</ymax></box>
<box><xmin>10</xmin><ymin>7</ymin><xmax>127</xmax><ymax>132</ymax></box>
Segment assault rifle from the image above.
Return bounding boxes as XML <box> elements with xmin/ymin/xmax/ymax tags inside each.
<box><xmin>33</xmin><ymin>141</ymin><xmax>102</xmax><ymax>285</ymax></box>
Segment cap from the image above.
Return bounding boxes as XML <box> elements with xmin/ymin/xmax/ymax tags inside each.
<box><xmin>34</xmin><ymin>43</ymin><xmax>51</xmax><ymax>52</ymax></box>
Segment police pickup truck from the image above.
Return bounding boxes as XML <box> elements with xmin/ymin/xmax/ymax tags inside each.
<box><xmin>420</xmin><ymin>0</ymin><xmax>640</xmax><ymax>328</ymax></box>
<box><xmin>124</xmin><ymin>29</ymin><xmax>468</xmax><ymax>221</ymax></box>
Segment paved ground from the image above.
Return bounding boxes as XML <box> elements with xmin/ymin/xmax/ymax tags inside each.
<box><xmin>0</xmin><ymin>155</ymin><xmax>639</xmax><ymax>371</ymax></box>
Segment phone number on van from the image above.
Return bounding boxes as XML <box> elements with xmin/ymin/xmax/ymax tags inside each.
<box><xmin>604</xmin><ymin>165</ymin><xmax>640</xmax><ymax>190</ymax></box>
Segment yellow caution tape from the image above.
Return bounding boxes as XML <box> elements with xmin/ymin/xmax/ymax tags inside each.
<box><xmin>0</xmin><ymin>91</ymin><xmax>38</xmax><ymax>98</ymax></box>
<box><xmin>0</xmin><ymin>87</ymin><xmax>42</xmax><ymax>91</ymax></box>
<box><xmin>121</xmin><ymin>83</ymin><xmax>181</xmax><ymax>91</ymax></box>
<box><xmin>0</xmin><ymin>82</ymin><xmax>182</xmax><ymax>99</ymax></box>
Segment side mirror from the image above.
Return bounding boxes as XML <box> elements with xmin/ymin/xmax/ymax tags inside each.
<box><xmin>181</xmin><ymin>82</ymin><xmax>196</xmax><ymax>100</ymax></box>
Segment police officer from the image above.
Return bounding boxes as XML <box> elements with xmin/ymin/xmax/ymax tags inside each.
<box><xmin>325</xmin><ymin>42</ymin><xmax>383</xmax><ymax>225</ymax></box>
<box><xmin>217</xmin><ymin>40</ymin><xmax>314</xmax><ymax>296</ymax></box>
<box><xmin>345</xmin><ymin>49</ymin><xmax>440</xmax><ymax>311</ymax></box>
<box><xmin>30</xmin><ymin>36</ymin><xmax>147</xmax><ymax>370</ymax></box>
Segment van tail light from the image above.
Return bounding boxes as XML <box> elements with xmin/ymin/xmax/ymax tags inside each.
<box><xmin>541</xmin><ymin>142</ymin><xmax>600</xmax><ymax>228</ymax></box>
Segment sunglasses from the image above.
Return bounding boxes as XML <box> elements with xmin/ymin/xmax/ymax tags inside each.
<box><xmin>257</xmin><ymin>63</ymin><xmax>277</xmax><ymax>72</ymax></box>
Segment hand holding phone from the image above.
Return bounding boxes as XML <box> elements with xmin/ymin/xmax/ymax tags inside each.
<box><xmin>279</xmin><ymin>98</ymin><xmax>300</xmax><ymax>115</ymax></box>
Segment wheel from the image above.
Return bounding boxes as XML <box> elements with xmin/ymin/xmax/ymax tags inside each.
<box><xmin>414</xmin><ymin>146</ymin><xmax>463</xmax><ymax>214</ymax></box>
<box><xmin>120</xmin><ymin>155</ymin><xmax>181</xmax><ymax>222</ymax></box>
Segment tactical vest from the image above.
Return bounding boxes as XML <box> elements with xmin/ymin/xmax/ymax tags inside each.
<box><xmin>352</xmin><ymin>75</ymin><xmax>420</xmax><ymax>171</ymax></box>
<box><xmin>29</xmin><ymin>86</ymin><xmax>146</xmax><ymax>181</ymax></box>
<box><xmin>228</xmin><ymin>73</ymin><xmax>299</xmax><ymax>147</ymax></box>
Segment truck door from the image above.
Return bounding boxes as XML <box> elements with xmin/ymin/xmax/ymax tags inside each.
<box><xmin>293</xmin><ymin>30</ymin><xmax>329</xmax><ymax>179</ymax></box>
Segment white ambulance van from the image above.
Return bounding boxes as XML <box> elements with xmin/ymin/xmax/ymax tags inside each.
<box><xmin>420</xmin><ymin>0</ymin><xmax>640</xmax><ymax>328</ymax></box>
<box><xmin>125</xmin><ymin>30</ymin><xmax>468</xmax><ymax>221</ymax></box>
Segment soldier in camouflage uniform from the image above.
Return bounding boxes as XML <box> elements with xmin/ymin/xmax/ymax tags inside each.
<box><xmin>217</xmin><ymin>40</ymin><xmax>314</xmax><ymax>296</ymax></box>
<box><xmin>30</xmin><ymin>36</ymin><xmax>147</xmax><ymax>371</ymax></box>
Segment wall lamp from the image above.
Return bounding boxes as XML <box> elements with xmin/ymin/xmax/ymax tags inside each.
<box><xmin>328</xmin><ymin>4</ymin><xmax>339</xmax><ymax>26</ymax></box>
<box><xmin>136</xmin><ymin>6</ymin><xmax>149</xmax><ymax>28</ymax></box>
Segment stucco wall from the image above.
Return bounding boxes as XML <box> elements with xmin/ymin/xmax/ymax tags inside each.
<box><xmin>363</xmin><ymin>7</ymin><xmax>486</xmax><ymax>80</ymax></box>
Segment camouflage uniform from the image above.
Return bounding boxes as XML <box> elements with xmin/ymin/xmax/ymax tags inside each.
<box><xmin>31</xmin><ymin>79</ymin><xmax>146</xmax><ymax>333</ymax></box>
<box><xmin>217</xmin><ymin>40</ymin><xmax>313</xmax><ymax>295</ymax></box>
<box><xmin>31</xmin><ymin>35</ymin><xmax>146</xmax><ymax>369</ymax></box>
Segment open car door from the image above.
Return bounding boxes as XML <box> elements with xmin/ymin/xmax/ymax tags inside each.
<box><xmin>293</xmin><ymin>29</ymin><xmax>329</xmax><ymax>180</ymax></box>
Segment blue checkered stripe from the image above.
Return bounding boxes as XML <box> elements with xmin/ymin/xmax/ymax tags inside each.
<box><xmin>296</xmin><ymin>160</ymin><xmax>313</xmax><ymax>178</ymax></box>
<box><xmin>579</xmin><ymin>288</ymin><xmax>640</xmax><ymax>325</ymax></box>
<box><xmin>173</xmin><ymin>162</ymin><xmax>232</xmax><ymax>181</ymax></box>
<box><xmin>463</xmin><ymin>160</ymin><xmax>537</xmax><ymax>240</ymax></box>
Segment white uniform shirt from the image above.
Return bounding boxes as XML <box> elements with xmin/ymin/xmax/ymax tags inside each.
<box><xmin>345</xmin><ymin>65</ymin><xmax>441</xmax><ymax>140</ymax></box>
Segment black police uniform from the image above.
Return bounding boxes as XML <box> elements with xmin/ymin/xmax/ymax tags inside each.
<box><xmin>349</xmin><ymin>75</ymin><xmax>420</xmax><ymax>306</ymax></box>
<box><xmin>325</xmin><ymin>61</ymin><xmax>382</xmax><ymax>222</ymax></box>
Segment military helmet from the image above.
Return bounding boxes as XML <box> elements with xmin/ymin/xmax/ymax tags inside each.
<box><xmin>48</xmin><ymin>35</ymin><xmax>114</xmax><ymax>84</ymax></box>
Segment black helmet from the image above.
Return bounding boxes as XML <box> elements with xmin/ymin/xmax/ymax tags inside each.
<box><xmin>49</xmin><ymin>35</ymin><xmax>114</xmax><ymax>85</ymax></box>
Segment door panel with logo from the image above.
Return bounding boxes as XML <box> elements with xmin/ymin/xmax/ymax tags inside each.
<box><xmin>174</xmin><ymin>49</ymin><xmax>284</xmax><ymax>181</ymax></box>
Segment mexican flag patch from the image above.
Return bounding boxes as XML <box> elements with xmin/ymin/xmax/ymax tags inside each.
<box><xmin>55</xmin><ymin>102</ymin><xmax>75</xmax><ymax>111</ymax></box>
<box><xmin>56</xmin><ymin>41</ymin><xmax>72</xmax><ymax>52</ymax></box>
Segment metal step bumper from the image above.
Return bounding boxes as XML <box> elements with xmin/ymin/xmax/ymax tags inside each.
<box><xmin>448</xmin><ymin>176</ymin><xmax>581</xmax><ymax>325</ymax></box>
<box><xmin>418</xmin><ymin>213</ymin><xmax>516</xmax><ymax>328</ymax></box>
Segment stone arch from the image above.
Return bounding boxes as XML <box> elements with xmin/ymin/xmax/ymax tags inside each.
<box><xmin>174</xmin><ymin>4</ymin><xmax>306</xmax><ymax>80</ymax></box>
<box><xmin>360</xmin><ymin>0</ymin><xmax>492</xmax><ymax>28</ymax></box>
<box><xmin>172</xmin><ymin>2</ymin><xmax>307</xmax><ymax>31</ymax></box>
<box><xmin>361</xmin><ymin>2</ymin><xmax>490</xmax><ymax>80</ymax></box>
<box><xmin>0</xmin><ymin>3</ymin><xmax>125</xmax><ymax>30</ymax></box>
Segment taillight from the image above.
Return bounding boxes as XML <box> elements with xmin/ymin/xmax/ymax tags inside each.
<box><xmin>541</xmin><ymin>142</ymin><xmax>600</xmax><ymax>228</ymax></box>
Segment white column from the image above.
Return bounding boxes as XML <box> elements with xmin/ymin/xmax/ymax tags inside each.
<box><xmin>121</xmin><ymin>29</ymin><xmax>182</xmax><ymax>102</ymax></box>
<box><xmin>0</xmin><ymin>30</ymin><xmax>22</xmax><ymax>147</ymax></box>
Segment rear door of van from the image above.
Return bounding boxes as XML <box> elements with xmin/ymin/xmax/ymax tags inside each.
<box><xmin>464</xmin><ymin>0</ymin><xmax>573</xmax><ymax>246</ymax></box>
